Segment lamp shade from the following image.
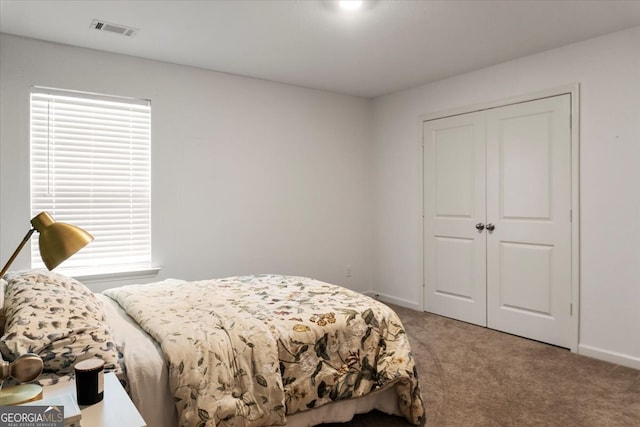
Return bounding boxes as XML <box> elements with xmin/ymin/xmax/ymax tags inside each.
<box><xmin>30</xmin><ymin>212</ymin><xmax>94</xmax><ymax>270</ymax></box>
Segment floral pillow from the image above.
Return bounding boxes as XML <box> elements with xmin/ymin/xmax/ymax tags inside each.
<box><xmin>0</xmin><ymin>270</ymin><xmax>119</xmax><ymax>376</ymax></box>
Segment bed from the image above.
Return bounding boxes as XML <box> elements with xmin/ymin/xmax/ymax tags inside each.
<box><xmin>0</xmin><ymin>270</ymin><xmax>425</xmax><ymax>426</ymax></box>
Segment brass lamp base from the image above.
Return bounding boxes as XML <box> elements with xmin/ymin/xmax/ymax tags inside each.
<box><xmin>0</xmin><ymin>384</ymin><xmax>43</xmax><ymax>406</ymax></box>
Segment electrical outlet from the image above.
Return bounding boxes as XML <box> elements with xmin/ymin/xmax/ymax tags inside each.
<box><xmin>345</xmin><ymin>265</ymin><xmax>352</xmax><ymax>277</ymax></box>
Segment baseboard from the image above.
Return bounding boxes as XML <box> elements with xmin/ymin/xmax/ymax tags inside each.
<box><xmin>361</xmin><ymin>290</ymin><xmax>422</xmax><ymax>311</ymax></box>
<box><xmin>578</xmin><ymin>344</ymin><xmax>640</xmax><ymax>371</ymax></box>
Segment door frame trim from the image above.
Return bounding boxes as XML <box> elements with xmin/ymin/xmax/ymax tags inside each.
<box><xmin>419</xmin><ymin>84</ymin><xmax>580</xmax><ymax>352</ymax></box>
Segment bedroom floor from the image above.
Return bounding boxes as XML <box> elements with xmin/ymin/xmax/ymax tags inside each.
<box><xmin>321</xmin><ymin>305</ymin><xmax>640</xmax><ymax>427</ymax></box>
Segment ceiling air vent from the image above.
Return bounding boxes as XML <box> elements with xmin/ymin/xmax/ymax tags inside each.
<box><xmin>90</xmin><ymin>19</ymin><xmax>138</xmax><ymax>37</ymax></box>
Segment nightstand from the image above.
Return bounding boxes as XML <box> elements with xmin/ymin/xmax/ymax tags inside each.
<box><xmin>42</xmin><ymin>372</ymin><xmax>146</xmax><ymax>427</ymax></box>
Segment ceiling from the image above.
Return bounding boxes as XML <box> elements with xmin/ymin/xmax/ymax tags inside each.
<box><xmin>1</xmin><ymin>0</ymin><xmax>640</xmax><ymax>98</ymax></box>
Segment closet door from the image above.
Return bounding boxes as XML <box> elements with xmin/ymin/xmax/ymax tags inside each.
<box><xmin>486</xmin><ymin>95</ymin><xmax>572</xmax><ymax>348</ymax></box>
<box><xmin>423</xmin><ymin>112</ymin><xmax>487</xmax><ymax>327</ymax></box>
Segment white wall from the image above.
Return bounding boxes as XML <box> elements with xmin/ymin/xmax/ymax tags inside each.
<box><xmin>371</xmin><ymin>26</ymin><xmax>640</xmax><ymax>369</ymax></box>
<box><xmin>0</xmin><ymin>34</ymin><xmax>373</xmax><ymax>293</ymax></box>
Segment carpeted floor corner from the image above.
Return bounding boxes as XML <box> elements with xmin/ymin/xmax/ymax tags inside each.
<box><xmin>320</xmin><ymin>305</ymin><xmax>640</xmax><ymax>427</ymax></box>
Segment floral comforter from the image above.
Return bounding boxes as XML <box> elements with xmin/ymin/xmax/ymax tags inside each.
<box><xmin>104</xmin><ymin>275</ymin><xmax>425</xmax><ymax>426</ymax></box>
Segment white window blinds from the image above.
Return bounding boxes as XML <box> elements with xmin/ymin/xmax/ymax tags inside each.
<box><xmin>30</xmin><ymin>87</ymin><xmax>151</xmax><ymax>275</ymax></box>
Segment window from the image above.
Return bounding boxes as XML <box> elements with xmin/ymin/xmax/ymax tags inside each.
<box><xmin>30</xmin><ymin>87</ymin><xmax>151</xmax><ymax>275</ymax></box>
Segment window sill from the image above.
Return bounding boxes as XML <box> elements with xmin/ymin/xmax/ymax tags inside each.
<box><xmin>69</xmin><ymin>267</ymin><xmax>161</xmax><ymax>284</ymax></box>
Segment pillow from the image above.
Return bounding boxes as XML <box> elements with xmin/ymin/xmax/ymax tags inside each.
<box><xmin>0</xmin><ymin>270</ymin><xmax>119</xmax><ymax>377</ymax></box>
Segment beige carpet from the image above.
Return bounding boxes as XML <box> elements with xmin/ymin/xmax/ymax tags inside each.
<box><xmin>321</xmin><ymin>305</ymin><xmax>640</xmax><ymax>427</ymax></box>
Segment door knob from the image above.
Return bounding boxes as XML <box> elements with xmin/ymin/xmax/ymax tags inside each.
<box><xmin>486</xmin><ymin>223</ymin><xmax>495</xmax><ymax>232</ymax></box>
<box><xmin>475</xmin><ymin>223</ymin><xmax>485</xmax><ymax>231</ymax></box>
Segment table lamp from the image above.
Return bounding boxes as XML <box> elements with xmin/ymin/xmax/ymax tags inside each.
<box><xmin>0</xmin><ymin>211</ymin><xmax>93</xmax><ymax>405</ymax></box>
<box><xmin>0</xmin><ymin>354</ymin><xmax>45</xmax><ymax>405</ymax></box>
